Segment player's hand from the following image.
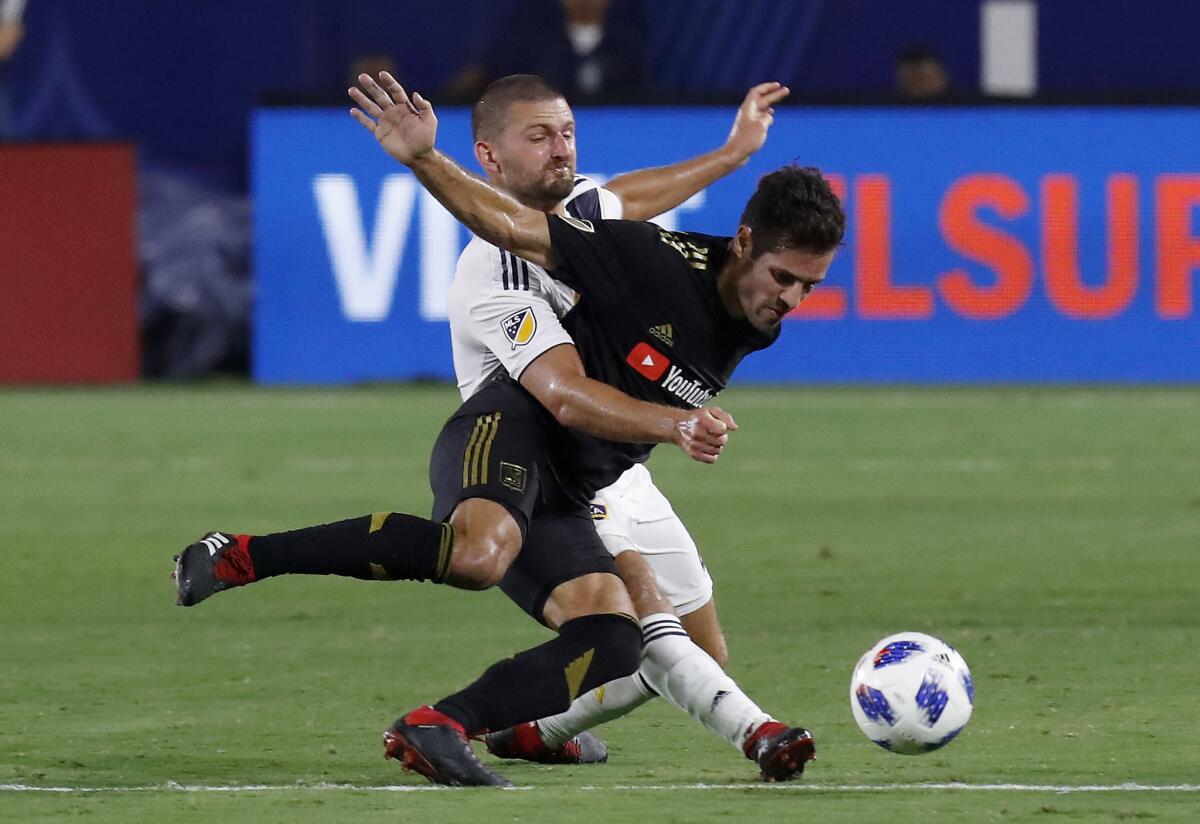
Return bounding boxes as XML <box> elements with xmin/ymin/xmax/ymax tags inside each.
<box><xmin>723</xmin><ymin>81</ymin><xmax>790</xmax><ymax>163</ymax></box>
<box><xmin>674</xmin><ymin>406</ymin><xmax>739</xmax><ymax>464</ymax></box>
<box><xmin>349</xmin><ymin>72</ymin><xmax>438</xmax><ymax>166</ymax></box>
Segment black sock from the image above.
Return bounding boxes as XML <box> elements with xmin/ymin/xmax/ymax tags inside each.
<box><xmin>434</xmin><ymin>612</ymin><xmax>642</xmax><ymax>735</ymax></box>
<box><xmin>247</xmin><ymin>513</ymin><xmax>454</xmax><ymax>583</ymax></box>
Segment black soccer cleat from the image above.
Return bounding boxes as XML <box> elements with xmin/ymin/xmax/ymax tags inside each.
<box><xmin>384</xmin><ymin>706</ymin><xmax>511</xmax><ymax>787</ymax></box>
<box><xmin>485</xmin><ymin>721</ymin><xmax>608</xmax><ymax>765</ymax></box>
<box><xmin>173</xmin><ymin>531</ymin><xmax>256</xmax><ymax>607</ymax></box>
<box><xmin>743</xmin><ymin>721</ymin><xmax>816</xmax><ymax>782</ymax></box>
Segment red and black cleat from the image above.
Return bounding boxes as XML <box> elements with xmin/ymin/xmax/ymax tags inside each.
<box><xmin>743</xmin><ymin>721</ymin><xmax>816</xmax><ymax>782</ymax></box>
<box><xmin>173</xmin><ymin>531</ymin><xmax>256</xmax><ymax>607</ymax></box>
<box><xmin>385</xmin><ymin>706</ymin><xmax>511</xmax><ymax>787</ymax></box>
<box><xmin>485</xmin><ymin>721</ymin><xmax>608</xmax><ymax>765</ymax></box>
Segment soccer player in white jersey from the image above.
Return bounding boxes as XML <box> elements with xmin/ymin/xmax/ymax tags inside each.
<box><xmin>441</xmin><ymin>74</ymin><xmax>807</xmax><ymax>778</ymax></box>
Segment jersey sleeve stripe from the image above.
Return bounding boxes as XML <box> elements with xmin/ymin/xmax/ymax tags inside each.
<box><xmin>521</xmin><ymin>260</ymin><xmax>530</xmax><ymax>290</ymax></box>
<box><xmin>500</xmin><ymin>250</ymin><xmax>510</xmax><ymax>290</ymax></box>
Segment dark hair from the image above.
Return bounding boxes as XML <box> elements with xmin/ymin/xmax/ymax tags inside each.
<box><xmin>738</xmin><ymin>165</ymin><xmax>845</xmax><ymax>257</ymax></box>
<box><xmin>471</xmin><ymin>74</ymin><xmax>567</xmax><ymax>141</ymax></box>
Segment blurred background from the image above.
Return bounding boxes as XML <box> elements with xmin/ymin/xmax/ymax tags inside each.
<box><xmin>1</xmin><ymin>0</ymin><xmax>1198</xmax><ymax>384</ymax></box>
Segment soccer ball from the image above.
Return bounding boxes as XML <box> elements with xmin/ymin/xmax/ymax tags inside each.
<box><xmin>849</xmin><ymin>632</ymin><xmax>974</xmax><ymax>755</ymax></box>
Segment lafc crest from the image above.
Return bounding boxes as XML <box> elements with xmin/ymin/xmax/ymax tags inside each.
<box><xmin>502</xmin><ymin>306</ymin><xmax>537</xmax><ymax>350</ymax></box>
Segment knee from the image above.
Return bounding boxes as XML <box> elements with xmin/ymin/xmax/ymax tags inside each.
<box><xmin>614</xmin><ymin>551</ymin><xmax>673</xmax><ymax>618</ymax></box>
<box><xmin>599</xmin><ymin>617</ymin><xmax>643</xmax><ymax>677</ymax></box>
<box><xmin>444</xmin><ymin>499</ymin><xmax>523</xmax><ymax>589</ymax></box>
<box><xmin>544</xmin><ymin>571</ymin><xmax>635</xmax><ymax>627</ymax></box>
<box><xmin>447</xmin><ymin>531</ymin><xmax>516</xmax><ymax>589</ymax></box>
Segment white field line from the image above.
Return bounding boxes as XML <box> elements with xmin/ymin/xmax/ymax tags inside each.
<box><xmin>2</xmin><ymin>781</ymin><xmax>1198</xmax><ymax>795</ymax></box>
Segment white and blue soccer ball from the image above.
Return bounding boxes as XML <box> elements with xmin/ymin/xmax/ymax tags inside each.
<box><xmin>849</xmin><ymin>632</ymin><xmax>974</xmax><ymax>755</ymax></box>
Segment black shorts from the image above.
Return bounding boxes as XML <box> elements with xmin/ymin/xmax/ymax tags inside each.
<box><xmin>429</xmin><ymin>379</ymin><xmax>555</xmax><ymax>535</ymax></box>
<box><xmin>428</xmin><ymin>377</ymin><xmax>616</xmax><ymax>621</ymax></box>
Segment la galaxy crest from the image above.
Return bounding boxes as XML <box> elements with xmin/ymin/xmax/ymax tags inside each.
<box><xmin>502</xmin><ymin>306</ymin><xmax>537</xmax><ymax>350</ymax></box>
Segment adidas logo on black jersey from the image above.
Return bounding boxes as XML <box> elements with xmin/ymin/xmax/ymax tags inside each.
<box><xmin>649</xmin><ymin>323</ymin><xmax>674</xmax><ymax>347</ymax></box>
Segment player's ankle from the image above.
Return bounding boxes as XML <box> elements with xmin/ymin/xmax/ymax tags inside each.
<box><xmin>742</xmin><ymin>720</ymin><xmax>786</xmax><ymax>759</ymax></box>
<box><xmin>405</xmin><ymin>705</ymin><xmax>467</xmax><ymax>737</ymax></box>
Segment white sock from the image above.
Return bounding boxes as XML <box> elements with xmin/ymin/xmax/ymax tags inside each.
<box><xmin>537</xmin><ymin>671</ymin><xmax>656</xmax><ymax>748</ymax></box>
<box><xmin>638</xmin><ymin>613</ymin><xmax>772</xmax><ymax>751</ymax></box>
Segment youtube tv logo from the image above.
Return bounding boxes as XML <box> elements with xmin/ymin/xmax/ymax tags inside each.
<box><xmin>626</xmin><ymin>341</ymin><xmax>670</xmax><ymax>381</ymax></box>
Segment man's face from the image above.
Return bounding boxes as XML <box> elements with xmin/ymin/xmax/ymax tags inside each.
<box><xmin>484</xmin><ymin>98</ymin><xmax>577</xmax><ymax>209</ymax></box>
<box><xmin>732</xmin><ymin>230</ymin><xmax>836</xmax><ymax>332</ymax></box>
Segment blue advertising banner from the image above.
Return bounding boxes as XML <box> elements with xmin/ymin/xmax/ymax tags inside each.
<box><xmin>253</xmin><ymin>107</ymin><xmax>1200</xmax><ymax>384</ymax></box>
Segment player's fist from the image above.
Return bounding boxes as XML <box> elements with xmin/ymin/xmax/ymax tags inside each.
<box><xmin>349</xmin><ymin>72</ymin><xmax>438</xmax><ymax>166</ymax></box>
<box><xmin>674</xmin><ymin>407</ymin><xmax>738</xmax><ymax>464</ymax></box>
<box><xmin>724</xmin><ymin>81</ymin><xmax>790</xmax><ymax>163</ymax></box>
<box><xmin>705</xmin><ymin>405</ymin><xmax>738</xmax><ymax>434</ymax></box>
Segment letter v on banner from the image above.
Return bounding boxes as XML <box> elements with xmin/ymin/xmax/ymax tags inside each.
<box><xmin>313</xmin><ymin>174</ymin><xmax>416</xmax><ymax>321</ymax></box>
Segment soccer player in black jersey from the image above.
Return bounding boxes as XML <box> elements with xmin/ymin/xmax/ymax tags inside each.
<box><xmin>342</xmin><ymin>72</ymin><xmax>842</xmax><ymax>782</ymax></box>
<box><xmin>345</xmin><ymin>70</ymin><xmax>844</xmax><ymax>769</ymax></box>
<box><xmin>172</xmin><ymin>74</ymin><xmax>842</xmax><ymax>788</ymax></box>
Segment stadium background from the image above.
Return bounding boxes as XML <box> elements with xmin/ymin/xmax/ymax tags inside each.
<box><xmin>3</xmin><ymin>2</ymin><xmax>1199</xmax><ymax>821</ymax></box>
<box><xmin>3</xmin><ymin>0</ymin><xmax>1199</xmax><ymax>383</ymax></box>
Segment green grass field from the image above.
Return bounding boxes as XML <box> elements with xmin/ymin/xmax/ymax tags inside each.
<box><xmin>2</xmin><ymin>385</ymin><xmax>1198</xmax><ymax>822</ymax></box>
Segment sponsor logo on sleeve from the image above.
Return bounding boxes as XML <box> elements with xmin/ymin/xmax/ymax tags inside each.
<box><xmin>501</xmin><ymin>306</ymin><xmax>537</xmax><ymax>350</ymax></box>
<box><xmin>589</xmin><ymin>503</ymin><xmax>608</xmax><ymax>520</ymax></box>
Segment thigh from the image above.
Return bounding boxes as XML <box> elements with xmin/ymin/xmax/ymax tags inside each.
<box><xmin>499</xmin><ymin>508</ymin><xmax>619</xmax><ymax>625</ymax></box>
<box><xmin>612</xmin><ymin>548</ymin><xmax>674</xmax><ymax>617</ymax></box>
<box><xmin>541</xmin><ymin>571</ymin><xmax>635</xmax><ymax>630</ymax></box>
<box><xmin>626</xmin><ymin>514</ymin><xmax>714</xmax><ymax>616</ymax></box>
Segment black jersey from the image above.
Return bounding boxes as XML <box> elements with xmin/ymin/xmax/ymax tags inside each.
<box><xmin>545</xmin><ymin>213</ymin><xmax>780</xmax><ymax>496</ymax></box>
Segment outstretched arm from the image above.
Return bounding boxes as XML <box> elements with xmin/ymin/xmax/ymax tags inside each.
<box><xmin>348</xmin><ymin>72</ymin><xmax>557</xmax><ymax>269</ymax></box>
<box><xmin>604</xmin><ymin>82</ymin><xmax>790</xmax><ymax>221</ymax></box>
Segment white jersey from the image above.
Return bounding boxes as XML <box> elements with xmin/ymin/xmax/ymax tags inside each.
<box><xmin>446</xmin><ymin>175</ymin><xmax>714</xmax><ymax>615</ymax></box>
<box><xmin>448</xmin><ymin>176</ymin><xmax>623</xmax><ymax>400</ymax></box>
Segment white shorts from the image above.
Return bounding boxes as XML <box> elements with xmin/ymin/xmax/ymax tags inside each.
<box><xmin>589</xmin><ymin>463</ymin><xmax>713</xmax><ymax>616</ymax></box>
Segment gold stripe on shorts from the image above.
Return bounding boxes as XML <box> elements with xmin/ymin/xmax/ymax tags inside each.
<box><xmin>477</xmin><ymin>413</ymin><xmax>500</xmax><ymax>484</ymax></box>
<box><xmin>462</xmin><ymin>412</ymin><xmax>501</xmax><ymax>487</ymax></box>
